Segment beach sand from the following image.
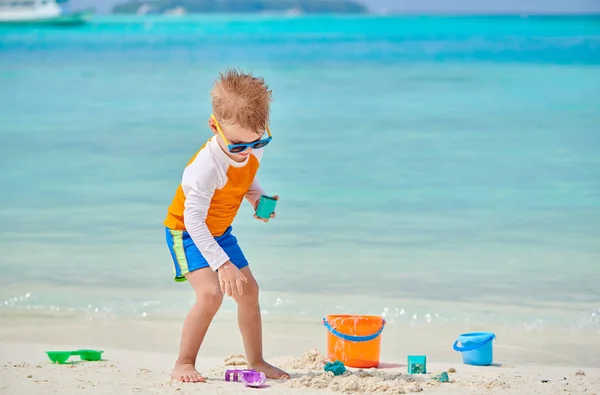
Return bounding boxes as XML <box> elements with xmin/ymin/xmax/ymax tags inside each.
<box><xmin>1</xmin><ymin>312</ymin><xmax>599</xmax><ymax>395</ymax></box>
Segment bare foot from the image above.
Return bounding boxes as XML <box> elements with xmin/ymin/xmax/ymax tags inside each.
<box><xmin>170</xmin><ymin>363</ymin><xmax>206</xmax><ymax>383</ymax></box>
<box><xmin>249</xmin><ymin>360</ymin><xmax>290</xmax><ymax>380</ymax></box>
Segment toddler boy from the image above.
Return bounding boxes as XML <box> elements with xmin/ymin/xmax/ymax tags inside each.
<box><xmin>164</xmin><ymin>69</ymin><xmax>289</xmax><ymax>383</ymax></box>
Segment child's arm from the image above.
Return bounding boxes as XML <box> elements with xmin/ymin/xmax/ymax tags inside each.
<box><xmin>245</xmin><ymin>177</ymin><xmax>266</xmax><ymax>208</ymax></box>
<box><xmin>181</xmin><ymin>164</ymin><xmax>230</xmax><ymax>271</ymax></box>
<box><xmin>244</xmin><ymin>148</ymin><xmax>266</xmax><ymax>207</ymax></box>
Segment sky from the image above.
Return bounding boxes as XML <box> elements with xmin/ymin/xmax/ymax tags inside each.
<box><xmin>70</xmin><ymin>0</ymin><xmax>600</xmax><ymax>14</ymax></box>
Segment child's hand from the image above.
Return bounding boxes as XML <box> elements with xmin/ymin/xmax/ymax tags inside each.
<box><xmin>218</xmin><ymin>261</ymin><xmax>248</xmax><ymax>297</ymax></box>
<box><xmin>254</xmin><ymin>195</ymin><xmax>278</xmax><ymax>223</ymax></box>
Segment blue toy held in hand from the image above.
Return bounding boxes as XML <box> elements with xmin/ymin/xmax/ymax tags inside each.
<box><xmin>255</xmin><ymin>195</ymin><xmax>277</xmax><ymax>219</ymax></box>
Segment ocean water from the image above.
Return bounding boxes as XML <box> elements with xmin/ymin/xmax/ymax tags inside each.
<box><xmin>0</xmin><ymin>15</ymin><xmax>599</xmax><ymax>331</ymax></box>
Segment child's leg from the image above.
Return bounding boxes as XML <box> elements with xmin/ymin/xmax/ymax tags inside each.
<box><xmin>171</xmin><ymin>267</ymin><xmax>222</xmax><ymax>383</ymax></box>
<box><xmin>233</xmin><ymin>267</ymin><xmax>290</xmax><ymax>379</ymax></box>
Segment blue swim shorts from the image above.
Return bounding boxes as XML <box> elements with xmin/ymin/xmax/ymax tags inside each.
<box><xmin>165</xmin><ymin>226</ymin><xmax>249</xmax><ymax>282</ymax></box>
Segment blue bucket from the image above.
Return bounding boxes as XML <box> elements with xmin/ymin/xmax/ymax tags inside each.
<box><xmin>452</xmin><ymin>332</ymin><xmax>496</xmax><ymax>366</ymax></box>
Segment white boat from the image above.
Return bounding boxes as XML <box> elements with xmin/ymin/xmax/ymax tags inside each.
<box><xmin>0</xmin><ymin>0</ymin><xmax>93</xmax><ymax>25</ymax></box>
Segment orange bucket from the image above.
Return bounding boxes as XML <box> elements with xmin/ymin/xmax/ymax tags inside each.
<box><xmin>323</xmin><ymin>315</ymin><xmax>386</xmax><ymax>368</ymax></box>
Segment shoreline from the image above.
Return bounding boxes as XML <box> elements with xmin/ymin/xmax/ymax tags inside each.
<box><xmin>2</xmin><ymin>284</ymin><xmax>598</xmax><ymax>326</ymax></box>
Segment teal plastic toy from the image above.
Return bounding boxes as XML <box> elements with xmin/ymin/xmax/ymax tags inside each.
<box><xmin>324</xmin><ymin>360</ymin><xmax>346</xmax><ymax>376</ymax></box>
<box><xmin>408</xmin><ymin>355</ymin><xmax>427</xmax><ymax>374</ymax></box>
<box><xmin>255</xmin><ymin>195</ymin><xmax>277</xmax><ymax>219</ymax></box>
<box><xmin>46</xmin><ymin>349</ymin><xmax>103</xmax><ymax>364</ymax></box>
<box><xmin>431</xmin><ymin>371</ymin><xmax>449</xmax><ymax>382</ymax></box>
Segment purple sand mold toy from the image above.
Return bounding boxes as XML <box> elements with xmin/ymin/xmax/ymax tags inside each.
<box><xmin>224</xmin><ymin>369</ymin><xmax>266</xmax><ymax>387</ymax></box>
<box><xmin>225</xmin><ymin>369</ymin><xmax>252</xmax><ymax>382</ymax></box>
<box><xmin>240</xmin><ymin>370</ymin><xmax>267</xmax><ymax>387</ymax></box>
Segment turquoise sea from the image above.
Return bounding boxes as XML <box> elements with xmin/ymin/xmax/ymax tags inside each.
<box><xmin>0</xmin><ymin>15</ymin><xmax>599</xmax><ymax>332</ymax></box>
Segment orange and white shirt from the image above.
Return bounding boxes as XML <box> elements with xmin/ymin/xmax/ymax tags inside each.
<box><xmin>164</xmin><ymin>136</ymin><xmax>265</xmax><ymax>270</ymax></box>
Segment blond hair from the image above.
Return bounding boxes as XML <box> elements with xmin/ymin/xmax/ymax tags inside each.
<box><xmin>210</xmin><ymin>69</ymin><xmax>272</xmax><ymax>134</ymax></box>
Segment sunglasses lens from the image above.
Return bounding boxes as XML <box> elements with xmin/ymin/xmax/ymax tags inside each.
<box><xmin>229</xmin><ymin>145</ymin><xmax>247</xmax><ymax>153</ymax></box>
<box><xmin>253</xmin><ymin>140</ymin><xmax>270</xmax><ymax>149</ymax></box>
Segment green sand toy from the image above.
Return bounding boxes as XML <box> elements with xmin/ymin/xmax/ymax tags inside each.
<box><xmin>46</xmin><ymin>349</ymin><xmax>103</xmax><ymax>364</ymax></box>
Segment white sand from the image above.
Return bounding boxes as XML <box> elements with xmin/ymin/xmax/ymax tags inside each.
<box><xmin>1</xmin><ymin>312</ymin><xmax>599</xmax><ymax>395</ymax></box>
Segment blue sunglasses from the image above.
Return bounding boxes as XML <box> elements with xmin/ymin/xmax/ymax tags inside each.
<box><xmin>212</xmin><ymin>114</ymin><xmax>273</xmax><ymax>154</ymax></box>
